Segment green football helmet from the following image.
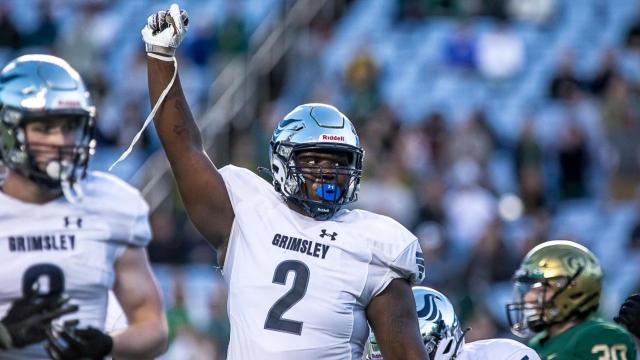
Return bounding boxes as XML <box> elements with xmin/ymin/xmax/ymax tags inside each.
<box><xmin>506</xmin><ymin>240</ymin><xmax>602</xmax><ymax>337</ymax></box>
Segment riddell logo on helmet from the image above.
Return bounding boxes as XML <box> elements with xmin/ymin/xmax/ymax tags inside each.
<box><xmin>55</xmin><ymin>99</ymin><xmax>81</xmax><ymax>108</ymax></box>
<box><xmin>319</xmin><ymin>134</ymin><xmax>345</xmax><ymax>142</ymax></box>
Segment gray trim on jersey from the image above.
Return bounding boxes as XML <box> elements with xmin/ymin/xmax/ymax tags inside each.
<box><xmin>348</xmin><ymin>302</ymin><xmax>368</xmax><ymax>360</ymax></box>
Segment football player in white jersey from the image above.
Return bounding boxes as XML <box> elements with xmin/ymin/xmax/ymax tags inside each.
<box><xmin>366</xmin><ymin>286</ymin><xmax>541</xmax><ymax>360</ymax></box>
<box><xmin>0</xmin><ymin>54</ymin><xmax>168</xmax><ymax>359</ymax></box>
<box><xmin>139</xmin><ymin>4</ymin><xmax>429</xmax><ymax>359</ymax></box>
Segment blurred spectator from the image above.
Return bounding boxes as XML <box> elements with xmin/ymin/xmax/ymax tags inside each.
<box><xmin>186</xmin><ymin>23</ymin><xmax>217</xmax><ymax>67</ymax></box>
<box><xmin>283</xmin><ymin>9</ymin><xmax>335</xmax><ymax>104</ymax></box>
<box><xmin>421</xmin><ymin>112</ymin><xmax>450</xmax><ymax>172</ymax></box>
<box><xmin>118</xmin><ymin>99</ymin><xmax>154</xmax><ymax>152</ymax></box>
<box><xmin>549</xmin><ymin>51</ymin><xmax>583</xmax><ymax>101</ymax></box>
<box><xmin>630</xmin><ymin>215</ymin><xmax>640</xmax><ymax>253</ymax></box>
<box><xmin>216</xmin><ymin>5</ymin><xmax>248</xmax><ymax>66</ymax></box>
<box><xmin>414</xmin><ymin>176</ymin><xmax>447</xmax><ymax>226</ymax></box>
<box><xmin>182</xmin><ymin>220</ymin><xmax>218</xmax><ymax>264</ymax></box>
<box><xmin>589</xmin><ymin>49</ymin><xmax>618</xmax><ymax>97</ymax></box>
<box><xmin>442</xmin><ymin>21</ymin><xmax>477</xmax><ymax>72</ymax></box>
<box><xmin>601</xmin><ymin>75</ymin><xmax>640</xmax><ymax>199</ymax></box>
<box><xmin>360</xmin><ymin>105</ymin><xmax>401</xmax><ymax>170</ymax></box>
<box><xmin>395</xmin><ymin>0</ymin><xmax>426</xmax><ymax>23</ymax></box>
<box><xmin>205</xmin><ymin>288</ymin><xmax>230</xmax><ymax>359</ymax></box>
<box><xmin>463</xmin><ymin>306</ymin><xmax>500</xmax><ymax>341</ymax></box>
<box><xmin>343</xmin><ymin>48</ymin><xmax>381</xmax><ymax>125</ymax></box>
<box><xmin>26</xmin><ymin>0</ymin><xmax>58</xmax><ymax>49</ymax></box>
<box><xmin>444</xmin><ymin>158</ymin><xmax>497</xmax><ymax>252</ymax></box>
<box><xmin>415</xmin><ymin>221</ymin><xmax>462</xmax><ymax>295</ymax></box>
<box><xmin>147</xmin><ymin>206</ymin><xmax>185</xmax><ymax>264</ymax></box>
<box><xmin>357</xmin><ymin>162</ymin><xmax>417</xmax><ymax>226</ymax></box>
<box><xmin>476</xmin><ymin>21</ymin><xmax>525</xmax><ymax>81</ymax></box>
<box><xmin>519</xmin><ymin>210</ymin><xmax>551</xmax><ymax>254</ymax></box>
<box><xmin>464</xmin><ymin>218</ymin><xmax>519</xmax><ymax>293</ymax></box>
<box><xmin>557</xmin><ymin>122</ymin><xmax>590</xmax><ymax>199</ymax></box>
<box><xmin>625</xmin><ymin>16</ymin><xmax>640</xmax><ymax>51</ymax></box>
<box><xmin>423</xmin><ymin>0</ymin><xmax>462</xmax><ymax>17</ymax></box>
<box><xmin>55</xmin><ymin>4</ymin><xmax>103</xmax><ymax>78</ymax></box>
<box><xmin>619</xmin><ymin>13</ymin><xmax>640</xmax><ymax>84</ymax></box>
<box><xmin>163</xmin><ymin>326</ymin><xmax>219</xmax><ymax>360</ymax></box>
<box><xmin>0</xmin><ymin>4</ymin><xmax>22</xmax><ymax>49</ymax></box>
<box><xmin>117</xmin><ymin>51</ymin><xmax>151</xmax><ymax>107</ymax></box>
<box><xmin>167</xmin><ymin>272</ymin><xmax>191</xmax><ymax>344</ymax></box>
<box><xmin>481</xmin><ymin>0</ymin><xmax>508</xmax><ymax>19</ymax></box>
<box><xmin>628</xmin><ymin>192</ymin><xmax>640</xmax><ymax>257</ymax></box>
<box><xmin>397</xmin><ymin>123</ymin><xmax>430</xmax><ymax>178</ymax></box>
<box><xmin>447</xmin><ymin>109</ymin><xmax>495</xmax><ymax>166</ymax></box>
<box><xmin>514</xmin><ymin>119</ymin><xmax>547</xmax><ymax>214</ymax></box>
<box><xmin>507</xmin><ymin>0</ymin><xmax>556</xmax><ymax>25</ymax></box>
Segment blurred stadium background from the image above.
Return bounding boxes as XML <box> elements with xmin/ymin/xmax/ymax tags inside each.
<box><xmin>2</xmin><ymin>0</ymin><xmax>640</xmax><ymax>358</ymax></box>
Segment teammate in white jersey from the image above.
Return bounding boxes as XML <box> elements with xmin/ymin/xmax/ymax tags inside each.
<box><xmin>366</xmin><ymin>286</ymin><xmax>541</xmax><ymax>360</ymax></box>
<box><xmin>141</xmin><ymin>4</ymin><xmax>428</xmax><ymax>359</ymax></box>
<box><xmin>0</xmin><ymin>54</ymin><xmax>168</xmax><ymax>359</ymax></box>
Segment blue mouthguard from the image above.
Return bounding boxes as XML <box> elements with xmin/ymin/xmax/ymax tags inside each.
<box><xmin>316</xmin><ymin>183</ymin><xmax>341</xmax><ymax>201</ymax></box>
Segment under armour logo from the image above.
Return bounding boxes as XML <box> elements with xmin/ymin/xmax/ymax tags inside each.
<box><xmin>64</xmin><ymin>216</ymin><xmax>82</xmax><ymax>229</ymax></box>
<box><xmin>319</xmin><ymin>229</ymin><xmax>337</xmax><ymax>241</ymax></box>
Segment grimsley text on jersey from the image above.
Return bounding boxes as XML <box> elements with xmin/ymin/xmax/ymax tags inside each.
<box><xmin>8</xmin><ymin>234</ymin><xmax>77</xmax><ymax>252</ymax></box>
<box><xmin>272</xmin><ymin>233</ymin><xmax>331</xmax><ymax>259</ymax></box>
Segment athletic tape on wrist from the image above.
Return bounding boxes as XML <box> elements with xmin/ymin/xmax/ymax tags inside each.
<box><xmin>109</xmin><ymin>54</ymin><xmax>177</xmax><ymax>171</ymax></box>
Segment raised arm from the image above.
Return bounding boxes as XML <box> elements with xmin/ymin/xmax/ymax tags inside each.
<box><xmin>144</xmin><ymin>4</ymin><xmax>234</xmax><ymax>258</ymax></box>
<box><xmin>366</xmin><ymin>279</ymin><xmax>430</xmax><ymax>360</ymax></box>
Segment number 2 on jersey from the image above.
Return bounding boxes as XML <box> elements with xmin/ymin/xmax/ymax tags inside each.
<box><xmin>264</xmin><ymin>260</ymin><xmax>310</xmax><ymax>335</ymax></box>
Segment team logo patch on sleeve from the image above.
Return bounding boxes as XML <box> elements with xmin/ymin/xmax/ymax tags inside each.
<box><xmin>416</xmin><ymin>251</ymin><xmax>425</xmax><ymax>280</ymax></box>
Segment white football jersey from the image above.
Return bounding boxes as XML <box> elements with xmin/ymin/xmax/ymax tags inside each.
<box><xmin>0</xmin><ymin>171</ymin><xmax>151</xmax><ymax>359</ymax></box>
<box><xmin>458</xmin><ymin>338</ymin><xmax>541</xmax><ymax>360</ymax></box>
<box><xmin>220</xmin><ymin>165</ymin><xmax>425</xmax><ymax>360</ymax></box>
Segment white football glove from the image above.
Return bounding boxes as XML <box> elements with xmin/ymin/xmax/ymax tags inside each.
<box><xmin>141</xmin><ymin>3</ymin><xmax>189</xmax><ymax>56</ymax></box>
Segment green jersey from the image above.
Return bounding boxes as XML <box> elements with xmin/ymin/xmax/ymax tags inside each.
<box><xmin>529</xmin><ymin>316</ymin><xmax>637</xmax><ymax>360</ymax></box>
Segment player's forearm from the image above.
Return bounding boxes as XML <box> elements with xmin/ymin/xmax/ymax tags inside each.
<box><xmin>147</xmin><ymin>56</ymin><xmax>204</xmax><ymax>163</ymax></box>
<box><xmin>110</xmin><ymin>318</ymin><xmax>168</xmax><ymax>359</ymax></box>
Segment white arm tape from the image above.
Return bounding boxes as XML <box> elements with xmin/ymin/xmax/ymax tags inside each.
<box><xmin>108</xmin><ymin>54</ymin><xmax>177</xmax><ymax>171</ymax></box>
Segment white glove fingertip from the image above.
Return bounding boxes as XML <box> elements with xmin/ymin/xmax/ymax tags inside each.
<box><xmin>169</xmin><ymin>3</ymin><xmax>181</xmax><ymax>17</ymax></box>
<box><xmin>169</xmin><ymin>4</ymin><xmax>184</xmax><ymax>30</ymax></box>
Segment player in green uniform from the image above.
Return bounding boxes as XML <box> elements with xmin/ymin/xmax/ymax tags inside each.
<box><xmin>506</xmin><ymin>240</ymin><xmax>637</xmax><ymax>360</ymax></box>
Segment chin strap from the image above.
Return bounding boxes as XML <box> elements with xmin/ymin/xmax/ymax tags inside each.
<box><xmin>60</xmin><ymin>179</ymin><xmax>84</xmax><ymax>204</ymax></box>
<box><xmin>108</xmin><ymin>53</ymin><xmax>177</xmax><ymax>171</ymax></box>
